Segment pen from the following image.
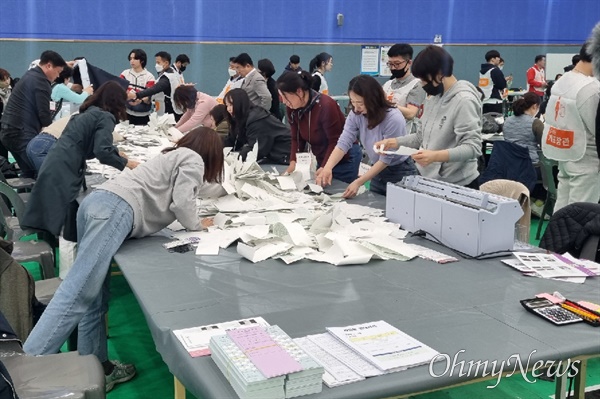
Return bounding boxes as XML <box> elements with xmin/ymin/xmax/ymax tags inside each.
<box><xmin>564</xmin><ymin>300</ymin><xmax>600</xmax><ymax>316</ymax></box>
<box><xmin>560</xmin><ymin>304</ymin><xmax>600</xmax><ymax>322</ymax></box>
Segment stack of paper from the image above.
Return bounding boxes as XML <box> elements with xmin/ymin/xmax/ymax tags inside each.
<box><xmin>210</xmin><ymin>333</ymin><xmax>286</xmax><ymax>399</ymax></box>
<box><xmin>209</xmin><ymin>325</ymin><xmax>324</xmax><ymax>399</ymax></box>
<box><xmin>172</xmin><ymin>317</ymin><xmax>270</xmax><ymax>357</ymax></box>
<box><xmin>295</xmin><ymin>321</ymin><xmax>440</xmax><ymax>388</ymax></box>
<box><xmin>266</xmin><ymin>326</ymin><xmax>324</xmax><ymax>398</ymax></box>
<box><xmin>503</xmin><ymin>252</ymin><xmax>599</xmax><ymax>283</ymax></box>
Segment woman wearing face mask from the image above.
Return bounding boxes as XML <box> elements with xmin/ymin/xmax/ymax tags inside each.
<box><xmin>309</xmin><ymin>52</ymin><xmax>333</xmax><ymax>95</ymax></box>
<box><xmin>216</xmin><ymin>57</ymin><xmax>244</xmax><ymax>104</ymax></box>
<box><xmin>316</xmin><ymin>75</ymin><xmax>417</xmax><ymax>198</ymax></box>
<box><xmin>375</xmin><ymin>45</ymin><xmax>482</xmax><ymax>188</ymax></box>
<box><xmin>277</xmin><ymin>70</ymin><xmax>360</xmax><ymax>183</ymax></box>
<box><xmin>502</xmin><ymin>93</ymin><xmax>543</xmax><ymax>164</ymax></box>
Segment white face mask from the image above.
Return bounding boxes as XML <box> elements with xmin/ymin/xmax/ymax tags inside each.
<box><xmin>228</xmin><ymin>68</ymin><xmax>237</xmax><ymax>77</ymax></box>
<box><xmin>499</xmin><ymin>66</ymin><xmax>504</xmax><ymax>71</ymax></box>
<box><xmin>155</xmin><ymin>63</ymin><xmax>164</xmax><ymax>73</ymax></box>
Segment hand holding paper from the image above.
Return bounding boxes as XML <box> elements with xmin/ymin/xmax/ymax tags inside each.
<box><xmin>373</xmin><ymin>138</ymin><xmax>399</xmax><ymax>152</ymax></box>
<box><xmin>372</xmin><ymin>144</ymin><xmax>418</xmax><ymax>156</ymax></box>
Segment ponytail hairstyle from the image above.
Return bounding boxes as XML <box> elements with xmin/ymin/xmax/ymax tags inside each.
<box><xmin>162</xmin><ymin>126</ymin><xmax>224</xmax><ymax>183</ymax></box>
<box><xmin>309</xmin><ymin>52</ymin><xmax>332</xmax><ymax>73</ymax></box>
<box><xmin>276</xmin><ymin>70</ymin><xmax>313</xmax><ymax>94</ymax></box>
<box><xmin>512</xmin><ymin>92</ymin><xmax>540</xmax><ymax>116</ymax></box>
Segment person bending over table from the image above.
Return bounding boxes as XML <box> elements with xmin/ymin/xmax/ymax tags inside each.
<box><xmin>22</xmin><ymin>82</ymin><xmax>139</xmax><ymax>245</ymax></box>
<box><xmin>23</xmin><ymin>127</ymin><xmax>223</xmax><ymax>392</ymax></box>
<box><xmin>173</xmin><ymin>84</ymin><xmax>218</xmax><ymax>134</ymax></box>
<box><xmin>223</xmin><ymin>88</ymin><xmax>291</xmax><ymax>164</ymax></box>
<box><xmin>375</xmin><ymin>45</ymin><xmax>482</xmax><ymax>189</ymax></box>
<box><xmin>316</xmin><ymin>74</ymin><xmax>417</xmax><ymax>198</ymax></box>
<box><xmin>277</xmin><ymin>70</ymin><xmax>360</xmax><ymax>183</ymax></box>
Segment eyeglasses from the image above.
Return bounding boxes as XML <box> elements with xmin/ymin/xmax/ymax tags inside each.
<box><xmin>386</xmin><ymin>60</ymin><xmax>408</xmax><ymax>69</ymax></box>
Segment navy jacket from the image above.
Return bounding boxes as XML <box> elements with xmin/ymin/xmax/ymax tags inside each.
<box><xmin>0</xmin><ymin>66</ymin><xmax>52</xmax><ymax>139</ymax></box>
<box><xmin>479</xmin><ymin>140</ymin><xmax>537</xmax><ymax>193</ymax></box>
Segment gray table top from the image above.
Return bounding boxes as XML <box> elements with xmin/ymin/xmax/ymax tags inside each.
<box><xmin>114</xmin><ymin>188</ymin><xmax>600</xmax><ymax>399</ymax></box>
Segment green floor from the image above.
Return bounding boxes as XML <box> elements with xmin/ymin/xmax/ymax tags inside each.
<box><xmin>23</xmin><ymin>216</ymin><xmax>600</xmax><ymax>399</ymax></box>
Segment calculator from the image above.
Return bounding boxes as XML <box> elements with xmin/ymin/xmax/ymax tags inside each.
<box><xmin>520</xmin><ymin>298</ymin><xmax>583</xmax><ymax>325</ymax></box>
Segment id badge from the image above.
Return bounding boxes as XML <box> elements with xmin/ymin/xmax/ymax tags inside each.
<box><xmin>296</xmin><ymin>152</ymin><xmax>316</xmax><ymax>181</ymax></box>
<box><xmin>358</xmin><ymin>162</ymin><xmax>370</xmax><ymax>177</ymax></box>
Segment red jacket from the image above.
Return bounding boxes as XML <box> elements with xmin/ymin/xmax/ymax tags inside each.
<box><xmin>287</xmin><ymin>91</ymin><xmax>347</xmax><ymax>166</ymax></box>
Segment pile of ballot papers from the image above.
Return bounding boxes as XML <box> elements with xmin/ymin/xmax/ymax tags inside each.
<box><xmin>210</xmin><ymin>325</ymin><xmax>324</xmax><ymax>399</ymax></box>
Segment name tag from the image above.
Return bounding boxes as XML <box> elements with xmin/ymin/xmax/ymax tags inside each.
<box><xmin>546</xmin><ymin>127</ymin><xmax>574</xmax><ymax>149</ymax></box>
<box><xmin>358</xmin><ymin>162</ymin><xmax>370</xmax><ymax>177</ymax></box>
<box><xmin>296</xmin><ymin>152</ymin><xmax>312</xmax><ymax>165</ymax></box>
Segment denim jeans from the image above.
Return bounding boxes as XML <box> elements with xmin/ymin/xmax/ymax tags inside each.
<box><xmin>24</xmin><ymin>190</ymin><xmax>133</xmax><ymax>362</ymax></box>
<box><xmin>370</xmin><ymin>158</ymin><xmax>418</xmax><ymax>195</ymax></box>
<box><xmin>26</xmin><ymin>133</ymin><xmax>57</xmax><ymax>175</ymax></box>
<box><xmin>332</xmin><ymin>143</ymin><xmax>362</xmax><ymax>184</ymax></box>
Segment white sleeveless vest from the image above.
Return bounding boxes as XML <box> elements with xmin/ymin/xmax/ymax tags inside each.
<box><xmin>154</xmin><ymin>71</ymin><xmax>182</xmax><ymax>115</ymax></box>
<box><xmin>383</xmin><ymin>78</ymin><xmax>420</xmax><ymax>108</ymax></box>
<box><xmin>541</xmin><ymin>73</ymin><xmax>593</xmax><ymax>161</ymax></box>
<box><xmin>312</xmin><ymin>71</ymin><xmax>328</xmax><ymax>95</ymax></box>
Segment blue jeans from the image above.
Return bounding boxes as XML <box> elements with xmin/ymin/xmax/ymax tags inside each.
<box><xmin>26</xmin><ymin>133</ymin><xmax>57</xmax><ymax>175</ymax></box>
<box><xmin>24</xmin><ymin>190</ymin><xmax>133</xmax><ymax>362</ymax></box>
<box><xmin>332</xmin><ymin>143</ymin><xmax>362</xmax><ymax>184</ymax></box>
<box><xmin>370</xmin><ymin>158</ymin><xmax>418</xmax><ymax>195</ymax></box>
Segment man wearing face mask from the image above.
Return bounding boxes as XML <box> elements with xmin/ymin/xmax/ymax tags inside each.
<box><xmin>478</xmin><ymin>50</ymin><xmax>508</xmax><ymax>114</ymax></box>
<box><xmin>172</xmin><ymin>54</ymin><xmax>190</xmax><ymax>84</ymax></box>
<box><xmin>216</xmin><ymin>57</ymin><xmax>244</xmax><ymax>104</ymax></box>
<box><xmin>382</xmin><ymin>43</ymin><xmax>426</xmax><ymax>134</ymax></box>
<box><xmin>127</xmin><ymin>51</ymin><xmax>182</xmax><ymax>116</ymax></box>
<box><xmin>375</xmin><ymin>45</ymin><xmax>482</xmax><ymax>188</ymax></box>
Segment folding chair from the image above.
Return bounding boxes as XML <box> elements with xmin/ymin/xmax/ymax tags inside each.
<box><xmin>535</xmin><ymin>150</ymin><xmax>558</xmax><ymax>240</ymax></box>
<box><xmin>0</xmin><ymin>182</ymin><xmax>55</xmax><ymax>279</ymax></box>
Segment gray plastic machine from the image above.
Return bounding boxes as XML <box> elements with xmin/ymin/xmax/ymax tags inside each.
<box><xmin>386</xmin><ymin>176</ymin><xmax>523</xmax><ymax>257</ymax></box>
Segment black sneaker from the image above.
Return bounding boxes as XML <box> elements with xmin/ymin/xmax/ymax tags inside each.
<box><xmin>105</xmin><ymin>360</ymin><xmax>136</xmax><ymax>392</ymax></box>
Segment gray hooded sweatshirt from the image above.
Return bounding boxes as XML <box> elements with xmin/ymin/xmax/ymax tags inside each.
<box><xmin>100</xmin><ymin>147</ymin><xmax>205</xmax><ymax>237</ymax></box>
<box><xmin>396</xmin><ymin>80</ymin><xmax>482</xmax><ymax>186</ymax></box>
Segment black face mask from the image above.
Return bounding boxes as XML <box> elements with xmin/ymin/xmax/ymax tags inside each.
<box><xmin>391</xmin><ymin>67</ymin><xmax>408</xmax><ymax>79</ymax></box>
<box><xmin>422</xmin><ymin>81</ymin><xmax>444</xmax><ymax>96</ymax></box>
<box><xmin>179</xmin><ymin>66</ymin><xmax>187</xmax><ymax>72</ymax></box>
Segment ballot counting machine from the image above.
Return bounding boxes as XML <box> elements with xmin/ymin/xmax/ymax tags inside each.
<box><xmin>386</xmin><ymin>176</ymin><xmax>523</xmax><ymax>257</ymax></box>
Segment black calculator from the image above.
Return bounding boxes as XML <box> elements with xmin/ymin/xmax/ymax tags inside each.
<box><xmin>520</xmin><ymin>298</ymin><xmax>583</xmax><ymax>326</ymax></box>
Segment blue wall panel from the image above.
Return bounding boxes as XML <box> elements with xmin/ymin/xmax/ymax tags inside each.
<box><xmin>1</xmin><ymin>0</ymin><xmax>598</xmax><ymax>44</ymax></box>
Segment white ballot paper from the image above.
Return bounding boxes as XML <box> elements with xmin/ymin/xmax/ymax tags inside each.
<box><xmin>327</xmin><ymin>320</ymin><xmax>440</xmax><ymax>372</ymax></box>
<box><xmin>173</xmin><ymin>317</ymin><xmax>270</xmax><ymax>357</ymax></box>
<box><xmin>373</xmin><ymin>144</ymin><xmax>418</xmax><ymax>156</ymax></box>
